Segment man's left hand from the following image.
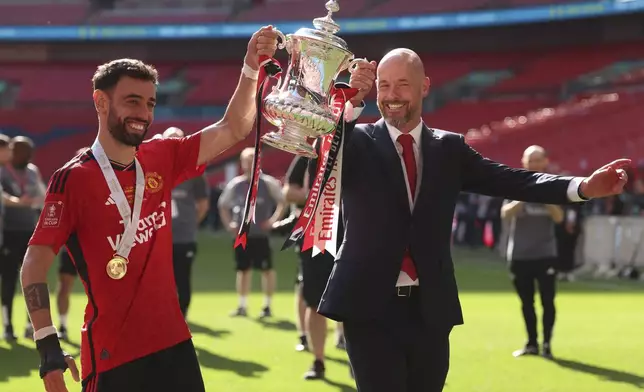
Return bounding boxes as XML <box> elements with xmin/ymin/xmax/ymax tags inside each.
<box><xmin>245</xmin><ymin>26</ymin><xmax>280</xmax><ymax>71</ymax></box>
<box><xmin>580</xmin><ymin>159</ymin><xmax>631</xmax><ymax>199</ymax></box>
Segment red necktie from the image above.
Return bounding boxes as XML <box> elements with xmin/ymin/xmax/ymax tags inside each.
<box><xmin>397</xmin><ymin>134</ymin><xmax>418</xmax><ymax>281</ymax></box>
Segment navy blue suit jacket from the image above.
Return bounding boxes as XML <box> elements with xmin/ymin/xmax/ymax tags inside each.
<box><xmin>317</xmin><ymin>118</ymin><xmax>576</xmax><ymax>328</ymax></box>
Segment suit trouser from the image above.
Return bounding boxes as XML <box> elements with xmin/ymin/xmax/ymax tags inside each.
<box><xmin>343</xmin><ymin>287</ymin><xmax>451</xmax><ymax>392</ymax></box>
<box><xmin>510</xmin><ymin>258</ymin><xmax>557</xmax><ymax>345</ymax></box>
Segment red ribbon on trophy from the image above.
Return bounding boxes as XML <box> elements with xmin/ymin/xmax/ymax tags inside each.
<box><xmin>281</xmin><ymin>85</ymin><xmax>359</xmax><ymax>257</ymax></box>
<box><xmin>234</xmin><ymin>55</ymin><xmax>283</xmax><ymax>250</ymax></box>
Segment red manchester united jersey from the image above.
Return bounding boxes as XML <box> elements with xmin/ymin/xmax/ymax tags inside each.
<box><xmin>29</xmin><ymin>133</ymin><xmax>204</xmax><ymax>381</ymax></box>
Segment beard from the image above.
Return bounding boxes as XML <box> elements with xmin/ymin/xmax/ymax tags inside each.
<box><xmin>107</xmin><ymin>107</ymin><xmax>149</xmax><ymax>147</ymax></box>
<box><xmin>377</xmin><ymin>100</ymin><xmax>420</xmax><ymax>130</ymax></box>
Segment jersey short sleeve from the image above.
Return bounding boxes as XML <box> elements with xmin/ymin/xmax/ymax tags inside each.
<box><xmin>217</xmin><ymin>177</ymin><xmax>239</xmax><ymax>210</ymax></box>
<box><xmin>28</xmin><ymin>168</ymin><xmax>78</xmax><ymax>254</ymax></box>
<box><xmin>162</xmin><ymin>132</ymin><xmax>206</xmax><ymax>188</ymax></box>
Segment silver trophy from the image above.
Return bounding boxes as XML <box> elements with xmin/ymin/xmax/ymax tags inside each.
<box><xmin>262</xmin><ymin>0</ymin><xmax>361</xmax><ymax>158</ymax></box>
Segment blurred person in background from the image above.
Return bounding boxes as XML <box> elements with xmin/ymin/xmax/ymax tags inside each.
<box><xmin>283</xmin><ymin>150</ymin><xmax>346</xmax><ymax>380</ymax></box>
<box><xmin>501</xmin><ymin>146</ymin><xmax>564</xmax><ymax>360</ymax></box>
<box><xmin>55</xmin><ymin>147</ymin><xmax>89</xmax><ymax>341</ymax></box>
<box><xmin>0</xmin><ymin>135</ymin><xmax>11</xmax><ymax>306</ymax></box>
<box><xmin>218</xmin><ymin>147</ymin><xmax>285</xmax><ymax>319</ymax></box>
<box><xmin>164</xmin><ymin>127</ymin><xmax>210</xmax><ymax>319</ymax></box>
<box><xmin>0</xmin><ymin>136</ymin><xmax>46</xmax><ymax>340</ymax></box>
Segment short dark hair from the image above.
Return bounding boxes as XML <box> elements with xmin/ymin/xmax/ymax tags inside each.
<box><xmin>0</xmin><ymin>134</ymin><xmax>10</xmax><ymax>148</ymax></box>
<box><xmin>92</xmin><ymin>58</ymin><xmax>159</xmax><ymax>91</ymax></box>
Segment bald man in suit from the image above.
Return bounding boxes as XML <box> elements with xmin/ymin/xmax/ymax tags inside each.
<box><xmin>318</xmin><ymin>49</ymin><xmax>630</xmax><ymax>392</ymax></box>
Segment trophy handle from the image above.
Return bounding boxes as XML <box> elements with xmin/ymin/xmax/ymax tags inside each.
<box><xmin>346</xmin><ymin>58</ymin><xmax>366</xmax><ymax>73</ymax></box>
<box><xmin>274</xmin><ymin>29</ymin><xmax>290</xmax><ymax>53</ymax></box>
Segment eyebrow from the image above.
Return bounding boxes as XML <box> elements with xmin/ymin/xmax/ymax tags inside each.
<box><xmin>124</xmin><ymin>94</ymin><xmax>156</xmax><ymax>103</ymax></box>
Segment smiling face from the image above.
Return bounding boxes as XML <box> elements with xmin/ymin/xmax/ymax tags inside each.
<box><xmin>91</xmin><ymin>59</ymin><xmax>159</xmax><ymax>147</ymax></box>
<box><xmin>103</xmin><ymin>76</ymin><xmax>156</xmax><ymax>147</ymax></box>
<box><xmin>376</xmin><ymin>49</ymin><xmax>430</xmax><ymax>132</ymax></box>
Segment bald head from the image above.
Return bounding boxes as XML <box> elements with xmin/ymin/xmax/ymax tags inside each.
<box><xmin>522</xmin><ymin>145</ymin><xmax>549</xmax><ymax>171</ymax></box>
<box><xmin>376</xmin><ymin>48</ymin><xmax>430</xmax><ymax>133</ymax></box>
<box><xmin>379</xmin><ymin>48</ymin><xmax>425</xmax><ymax>79</ymax></box>
<box><xmin>163</xmin><ymin>127</ymin><xmax>184</xmax><ymax>139</ymax></box>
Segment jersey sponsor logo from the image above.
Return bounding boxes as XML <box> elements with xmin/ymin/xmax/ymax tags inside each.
<box><xmin>145</xmin><ymin>172</ymin><xmax>163</xmax><ymax>194</ymax></box>
<box><xmin>106</xmin><ymin>202</ymin><xmax>168</xmax><ymax>251</ymax></box>
<box><xmin>41</xmin><ymin>201</ymin><xmax>63</xmax><ymax>228</ymax></box>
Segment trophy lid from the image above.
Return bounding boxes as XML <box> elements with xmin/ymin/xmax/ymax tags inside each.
<box><xmin>292</xmin><ymin>0</ymin><xmax>350</xmax><ymax>53</ymax></box>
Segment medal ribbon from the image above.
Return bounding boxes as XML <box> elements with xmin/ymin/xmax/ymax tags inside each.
<box><xmin>281</xmin><ymin>85</ymin><xmax>358</xmax><ymax>253</ymax></box>
<box><xmin>91</xmin><ymin>140</ymin><xmax>145</xmax><ymax>260</ymax></box>
<box><xmin>234</xmin><ymin>55</ymin><xmax>283</xmax><ymax>250</ymax></box>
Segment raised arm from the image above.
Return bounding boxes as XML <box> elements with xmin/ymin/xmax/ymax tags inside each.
<box><xmin>196</xmin><ymin>26</ymin><xmax>279</xmax><ymax>165</ymax></box>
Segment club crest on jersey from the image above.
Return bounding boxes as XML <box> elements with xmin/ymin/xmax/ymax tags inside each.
<box><xmin>145</xmin><ymin>172</ymin><xmax>163</xmax><ymax>193</ymax></box>
<box><xmin>42</xmin><ymin>201</ymin><xmax>63</xmax><ymax>228</ymax></box>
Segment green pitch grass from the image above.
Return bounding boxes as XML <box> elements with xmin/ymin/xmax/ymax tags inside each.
<box><xmin>1</xmin><ymin>232</ymin><xmax>643</xmax><ymax>392</ymax></box>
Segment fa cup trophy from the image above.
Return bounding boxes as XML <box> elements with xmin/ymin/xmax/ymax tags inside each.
<box><xmin>262</xmin><ymin>0</ymin><xmax>361</xmax><ymax>158</ymax></box>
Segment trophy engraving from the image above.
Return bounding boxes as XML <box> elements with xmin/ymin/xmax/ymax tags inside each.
<box><xmin>262</xmin><ymin>0</ymin><xmax>361</xmax><ymax>158</ymax></box>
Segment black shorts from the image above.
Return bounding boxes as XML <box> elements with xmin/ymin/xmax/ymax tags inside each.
<box><xmin>82</xmin><ymin>339</ymin><xmax>204</xmax><ymax>392</ymax></box>
<box><xmin>58</xmin><ymin>250</ymin><xmax>77</xmax><ymax>276</ymax></box>
<box><xmin>234</xmin><ymin>236</ymin><xmax>272</xmax><ymax>271</ymax></box>
<box><xmin>300</xmin><ymin>249</ymin><xmax>335</xmax><ymax>309</ymax></box>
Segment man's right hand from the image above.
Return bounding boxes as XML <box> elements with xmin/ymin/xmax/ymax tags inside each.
<box><xmin>348</xmin><ymin>59</ymin><xmax>377</xmax><ymax>107</ymax></box>
<box><xmin>43</xmin><ymin>355</ymin><xmax>79</xmax><ymax>392</ymax></box>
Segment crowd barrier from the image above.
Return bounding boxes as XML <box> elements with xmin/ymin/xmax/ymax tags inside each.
<box><xmin>581</xmin><ymin>215</ymin><xmax>644</xmax><ymax>272</ymax></box>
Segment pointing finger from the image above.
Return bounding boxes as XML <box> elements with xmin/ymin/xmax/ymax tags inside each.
<box><xmin>605</xmin><ymin>159</ymin><xmax>632</xmax><ymax>170</ymax></box>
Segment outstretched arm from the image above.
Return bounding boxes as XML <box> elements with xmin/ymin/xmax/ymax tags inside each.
<box><xmin>460</xmin><ymin>137</ymin><xmax>629</xmax><ymax>204</ymax></box>
<box><xmin>196</xmin><ymin>26</ymin><xmax>279</xmax><ymax>165</ymax></box>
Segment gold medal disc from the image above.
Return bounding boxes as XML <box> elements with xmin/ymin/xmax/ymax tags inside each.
<box><xmin>106</xmin><ymin>256</ymin><xmax>128</xmax><ymax>280</ymax></box>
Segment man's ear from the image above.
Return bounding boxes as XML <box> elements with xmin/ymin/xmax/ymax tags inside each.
<box><xmin>422</xmin><ymin>76</ymin><xmax>431</xmax><ymax>98</ymax></box>
<box><xmin>93</xmin><ymin>90</ymin><xmax>106</xmax><ymax>112</ymax></box>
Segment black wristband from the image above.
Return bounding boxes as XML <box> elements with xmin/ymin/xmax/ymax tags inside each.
<box><xmin>36</xmin><ymin>334</ymin><xmax>69</xmax><ymax>379</ymax></box>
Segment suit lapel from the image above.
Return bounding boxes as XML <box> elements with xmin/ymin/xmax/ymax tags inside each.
<box><xmin>371</xmin><ymin>119</ymin><xmax>410</xmax><ymax>214</ymax></box>
<box><xmin>414</xmin><ymin>126</ymin><xmax>443</xmax><ymax>217</ymax></box>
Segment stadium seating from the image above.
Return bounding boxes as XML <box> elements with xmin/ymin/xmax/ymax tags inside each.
<box><xmin>0</xmin><ymin>1</ymin><xmax>88</xmax><ymax>26</ymax></box>
<box><xmin>467</xmin><ymin>92</ymin><xmax>644</xmax><ymax>173</ymax></box>
<box><xmin>0</xmin><ymin>0</ymin><xmax>592</xmax><ymax>25</ymax></box>
<box><xmin>2</xmin><ymin>40</ymin><xmax>644</xmax><ymax>182</ymax></box>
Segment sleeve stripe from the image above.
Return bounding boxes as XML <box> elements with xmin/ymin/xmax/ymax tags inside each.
<box><xmin>49</xmin><ymin>154</ymin><xmax>92</xmax><ymax>195</ymax></box>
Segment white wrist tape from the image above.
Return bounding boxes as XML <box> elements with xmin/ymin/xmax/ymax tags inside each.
<box><xmin>33</xmin><ymin>326</ymin><xmax>58</xmax><ymax>341</ymax></box>
<box><xmin>242</xmin><ymin>63</ymin><xmax>259</xmax><ymax>80</ymax></box>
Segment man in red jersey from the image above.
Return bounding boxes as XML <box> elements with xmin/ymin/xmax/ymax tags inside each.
<box><xmin>20</xmin><ymin>25</ymin><xmax>278</xmax><ymax>392</ymax></box>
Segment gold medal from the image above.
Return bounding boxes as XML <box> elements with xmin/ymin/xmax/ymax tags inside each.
<box><xmin>106</xmin><ymin>256</ymin><xmax>128</xmax><ymax>280</ymax></box>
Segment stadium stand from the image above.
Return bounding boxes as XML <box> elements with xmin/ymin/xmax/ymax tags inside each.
<box><xmin>0</xmin><ymin>0</ymin><xmax>590</xmax><ymax>25</ymax></box>
<box><xmin>0</xmin><ymin>0</ymin><xmax>89</xmax><ymax>26</ymax></box>
<box><xmin>2</xmin><ymin>40</ymin><xmax>644</xmax><ymax>180</ymax></box>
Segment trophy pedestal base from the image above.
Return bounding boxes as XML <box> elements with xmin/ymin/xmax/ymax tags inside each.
<box><xmin>261</xmin><ymin>127</ymin><xmax>317</xmax><ymax>158</ymax></box>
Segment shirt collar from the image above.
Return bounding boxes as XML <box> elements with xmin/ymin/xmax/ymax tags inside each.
<box><xmin>385</xmin><ymin>120</ymin><xmax>423</xmax><ymax>146</ymax></box>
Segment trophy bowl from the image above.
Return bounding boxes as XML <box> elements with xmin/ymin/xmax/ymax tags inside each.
<box><xmin>261</xmin><ymin>0</ymin><xmax>360</xmax><ymax>158</ymax></box>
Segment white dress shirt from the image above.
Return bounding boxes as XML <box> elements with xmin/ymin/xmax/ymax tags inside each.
<box><xmin>347</xmin><ymin>103</ymin><xmax>587</xmax><ymax>287</ymax></box>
